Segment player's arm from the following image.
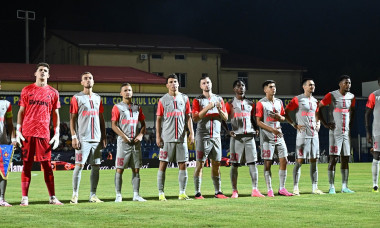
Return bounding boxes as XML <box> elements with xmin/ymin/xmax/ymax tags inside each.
<box><xmin>216</xmin><ymin>102</ymin><xmax>228</xmax><ymax>121</ymax></box>
<box><xmin>15</xmin><ymin>106</ymin><xmax>25</xmax><ymax>147</ymax></box>
<box><xmin>5</xmin><ymin>114</ymin><xmax>16</xmax><ymax>146</ymax></box>
<box><xmin>99</xmin><ymin>113</ymin><xmax>107</xmax><ymax>148</ymax></box>
<box><xmin>315</xmin><ymin>107</ymin><xmax>321</xmax><ymax>132</ymax></box>
<box><xmin>70</xmin><ymin>113</ymin><xmax>80</xmax><ymax>149</ymax></box>
<box><xmin>155</xmin><ymin>115</ymin><xmax>163</xmax><ymax>148</ymax></box>
<box><xmin>134</xmin><ymin>119</ymin><xmax>146</xmax><ymax>143</ymax></box>
<box><xmin>222</xmin><ymin>120</ymin><xmax>235</xmax><ymax>137</ymax></box>
<box><xmin>111</xmin><ymin>121</ymin><xmax>130</xmax><ymax>143</ymax></box>
<box><xmin>193</xmin><ymin>101</ymin><xmax>214</xmax><ymax>122</ymax></box>
<box><xmin>318</xmin><ymin>93</ymin><xmax>335</xmax><ymax>130</ymax></box>
<box><xmin>186</xmin><ymin>113</ymin><xmax>195</xmax><ymax>144</ymax></box>
<box><xmin>48</xmin><ymin>108</ymin><xmax>60</xmax><ymax>150</ymax></box>
<box><xmin>365</xmin><ymin>107</ymin><xmax>373</xmax><ymax>144</ymax></box>
<box><xmin>256</xmin><ymin>116</ymin><xmax>283</xmax><ymax>137</ymax></box>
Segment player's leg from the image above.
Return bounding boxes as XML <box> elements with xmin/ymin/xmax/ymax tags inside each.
<box><xmin>20</xmin><ymin>136</ymin><xmax>34</xmax><ymax>206</ymax></box>
<box><xmin>40</xmin><ymin>160</ymin><xmax>62</xmax><ymax>205</ymax></box>
<box><xmin>89</xmin><ymin>143</ymin><xmax>103</xmax><ymax>202</ymax></box>
<box><xmin>277</xmin><ymin>142</ymin><xmax>293</xmax><ymax>196</ymax></box>
<box><xmin>157</xmin><ymin>142</ymin><xmax>172</xmax><ymax>200</ymax></box>
<box><xmin>372</xmin><ymin>151</ymin><xmax>380</xmax><ymax>192</ymax></box>
<box><xmin>0</xmin><ymin>176</ymin><xmax>11</xmax><ymax>207</ymax></box>
<box><xmin>115</xmin><ymin>168</ymin><xmax>124</xmax><ymax>202</ymax></box>
<box><xmin>293</xmin><ymin>138</ymin><xmax>306</xmax><ymax>195</ymax></box>
<box><xmin>194</xmin><ymin>138</ymin><xmax>207</xmax><ymax>199</ymax></box>
<box><xmin>210</xmin><ymin>138</ymin><xmax>227</xmax><ymax>198</ymax></box>
<box><xmin>177</xmin><ymin>142</ymin><xmax>190</xmax><ymax>200</ymax></box>
<box><xmin>310</xmin><ymin>137</ymin><xmax>323</xmax><ymax>194</ymax></box>
<box><xmin>293</xmin><ymin>158</ymin><xmax>303</xmax><ymax>195</ymax></box>
<box><xmin>229</xmin><ymin>138</ymin><xmax>238</xmax><ymax>198</ymax></box>
<box><xmin>328</xmin><ymin>132</ymin><xmax>339</xmax><ymax>194</ymax></box>
<box><xmin>262</xmin><ymin>142</ymin><xmax>274</xmax><ymax>197</ymax></box>
<box><xmin>131</xmin><ymin>143</ymin><xmax>146</xmax><ymax>201</ymax></box>
<box><xmin>71</xmin><ymin>164</ymin><xmax>84</xmax><ymax>203</ymax></box>
<box><xmin>340</xmin><ymin>137</ymin><xmax>354</xmax><ymax>193</ymax></box>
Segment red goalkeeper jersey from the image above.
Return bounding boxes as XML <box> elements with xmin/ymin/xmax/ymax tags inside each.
<box><xmin>19</xmin><ymin>83</ymin><xmax>60</xmax><ymax>139</ymax></box>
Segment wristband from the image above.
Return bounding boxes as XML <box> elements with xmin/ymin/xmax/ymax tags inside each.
<box><xmin>72</xmin><ymin>135</ymin><xmax>77</xmax><ymax>139</ymax></box>
<box><xmin>17</xmin><ymin>124</ymin><xmax>21</xmax><ymax>131</ymax></box>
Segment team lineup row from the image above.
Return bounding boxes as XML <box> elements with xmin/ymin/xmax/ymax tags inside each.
<box><xmin>0</xmin><ymin>62</ymin><xmax>379</xmax><ymax>207</ymax></box>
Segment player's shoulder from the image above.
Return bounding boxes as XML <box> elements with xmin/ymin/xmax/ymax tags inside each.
<box><xmin>346</xmin><ymin>92</ymin><xmax>355</xmax><ymax>99</ymax></box>
<box><xmin>373</xmin><ymin>89</ymin><xmax>380</xmax><ymax>96</ymax></box>
<box><xmin>46</xmin><ymin>85</ymin><xmax>59</xmax><ymax>95</ymax></box>
<box><xmin>92</xmin><ymin>92</ymin><xmax>101</xmax><ymax>98</ymax></box>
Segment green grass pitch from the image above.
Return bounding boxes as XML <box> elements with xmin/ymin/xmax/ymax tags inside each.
<box><xmin>1</xmin><ymin>163</ymin><xmax>379</xmax><ymax>227</ymax></box>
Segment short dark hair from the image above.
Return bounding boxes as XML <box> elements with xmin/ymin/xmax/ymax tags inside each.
<box><xmin>262</xmin><ymin>80</ymin><xmax>276</xmax><ymax>88</ymax></box>
<box><xmin>233</xmin><ymin>79</ymin><xmax>245</xmax><ymax>88</ymax></box>
<box><xmin>81</xmin><ymin>72</ymin><xmax>92</xmax><ymax>77</ymax></box>
<box><xmin>166</xmin><ymin>73</ymin><xmax>178</xmax><ymax>84</ymax></box>
<box><xmin>36</xmin><ymin>62</ymin><xmax>50</xmax><ymax>71</ymax></box>
<box><xmin>339</xmin><ymin>75</ymin><xmax>350</xmax><ymax>82</ymax></box>
<box><xmin>302</xmin><ymin>78</ymin><xmax>314</xmax><ymax>86</ymax></box>
<box><xmin>120</xmin><ymin>83</ymin><xmax>131</xmax><ymax>90</ymax></box>
<box><xmin>199</xmin><ymin>75</ymin><xmax>210</xmax><ymax>83</ymax></box>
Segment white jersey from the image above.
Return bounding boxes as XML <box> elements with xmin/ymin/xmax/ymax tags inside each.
<box><xmin>70</xmin><ymin>92</ymin><xmax>104</xmax><ymax>142</ymax></box>
<box><xmin>366</xmin><ymin>89</ymin><xmax>380</xmax><ymax>137</ymax></box>
<box><xmin>0</xmin><ymin>100</ymin><xmax>12</xmax><ymax>144</ymax></box>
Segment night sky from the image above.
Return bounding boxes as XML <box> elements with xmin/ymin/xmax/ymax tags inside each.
<box><xmin>1</xmin><ymin>0</ymin><xmax>380</xmax><ymax>96</ymax></box>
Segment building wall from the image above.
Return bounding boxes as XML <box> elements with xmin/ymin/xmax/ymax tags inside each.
<box><xmin>219</xmin><ymin>69</ymin><xmax>303</xmax><ymax>96</ymax></box>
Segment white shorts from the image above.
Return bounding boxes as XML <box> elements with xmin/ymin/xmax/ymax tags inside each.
<box><xmin>373</xmin><ymin>135</ymin><xmax>380</xmax><ymax>152</ymax></box>
<box><xmin>260</xmin><ymin>138</ymin><xmax>288</xmax><ymax>160</ymax></box>
<box><xmin>296</xmin><ymin>137</ymin><xmax>319</xmax><ymax>159</ymax></box>
<box><xmin>75</xmin><ymin>141</ymin><xmax>101</xmax><ymax>165</ymax></box>
<box><xmin>230</xmin><ymin>136</ymin><xmax>257</xmax><ymax>164</ymax></box>
<box><xmin>329</xmin><ymin>131</ymin><xmax>351</xmax><ymax>156</ymax></box>
<box><xmin>159</xmin><ymin>141</ymin><xmax>188</xmax><ymax>163</ymax></box>
<box><xmin>115</xmin><ymin>140</ymin><xmax>142</xmax><ymax>169</ymax></box>
<box><xmin>196</xmin><ymin>137</ymin><xmax>222</xmax><ymax>162</ymax></box>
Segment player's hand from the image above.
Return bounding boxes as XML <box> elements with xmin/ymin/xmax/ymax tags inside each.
<box><xmin>72</xmin><ymin>138</ymin><xmax>81</xmax><ymax>150</ymax></box>
<box><xmin>269</xmin><ymin>111</ymin><xmax>284</xmax><ymax>121</ymax></box>
<box><xmin>16</xmin><ymin>130</ymin><xmax>25</xmax><ymax>147</ymax></box>
<box><xmin>272</xmin><ymin>126</ymin><xmax>283</xmax><ymax>138</ymax></box>
<box><xmin>156</xmin><ymin>137</ymin><xmax>164</xmax><ymax>148</ymax></box>
<box><xmin>316</xmin><ymin>123</ymin><xmax>321</xmax><ymax>132</ymax></box>
<box><xmin>11</xmin><ymin>138</ymin><xmax>17</xmax><ymax>147</ymax></box>
<box><xmin>229</xmin><ymin>131</ymin><xmax>236</xmax><ymax>138</ymax></box>
<box><xmin>102</xmin><ymin>137</ymin><xmax>107</xmax><ymax>148</ymax></box>
<box><xmin>215</xmin><ymin>102</ymin><xmax>221</xmax><ymax>109</ymax></box>
<box><xmin>49</xmin><ymin>133</ymin><xmax>60</xmax><ymax>150</ymax></box>
<box><xmin>323</xmin><ymin>122</ymin><xmax>335</xmax><ymax>130</ymax></box>
<box><xmin>207</xmin><ymin>102</ymin><xmax>215</xmax><ymax>110</ymax></box>
<box><xmin>188</xmin><ymin>132</ymin><xmax>195</xmax><ymax>144</ymax></box>
<box><xmin>123</xmin><ymin>135</ymin><xmax>131</xmax><ymax>143</ymax></box>
<box><xmin>255</xmin><ymin>129</ymin><xmax>260</xmax><ymax>137</ymax></box>
<box><xmin>134</xmin><ymin>133</ymin><xmax>143</xmax><ymax>143</ymax></box>
<box><xmin>295</xmin><ymin>124</ymin><xmax>306</xmax><ymax>133</ymax></box>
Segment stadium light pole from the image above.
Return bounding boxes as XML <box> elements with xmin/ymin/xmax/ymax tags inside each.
<box><xmin>17</xmin><ymin>10</ymin><xmax>35</xmax><ymax>64</ymax></box>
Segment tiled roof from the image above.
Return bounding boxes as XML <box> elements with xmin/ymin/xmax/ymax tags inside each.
<box><xmin>221</xmin><ymin>53</ymin><xmax>306</xmax><ymax>71</ymax></box>
<box><xmin>50</xmin><ymin>30</ymin><xmax>224</xmax><ymax>53</ymax></box>
<box><xmin>0</xmin><ymin>63</ymin><xmax>166</xmax><ymax>84</ymax></box>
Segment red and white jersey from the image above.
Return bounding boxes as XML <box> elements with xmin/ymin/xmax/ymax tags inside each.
<box><xmin>70</xmin><ymin>92</ymin><xmax>103</xmax><ymax>142</ymax></box>
<box><xmin>19</xmin><ymin>83</ymin><xmax>60</xmax><ymax>139</ymax></box>
<box><xmin>112</xmin><ymin>102</ymin><xmax>145</xmax><ymax>139</ymax></box>
<box><xmin>0</xmin><ymin>100</ymin><xmax>12</xmax><ymax>143</ymax></box>
<box><xmin>286</xmin><ymin>94</ymin><xmax>319</xmax><ymax>139</ymax></box>
<box><xmin>226</xmin><ymin>97</ymin><xmax>256</xmax><ymax>134</ymax></box>
<box><xmin>366</xmin><ymin>89</ymin><xmax>380</xmax><ymax>137</ymax></box>
<box><xmin>156</xmin><ymin>93</ymin><xmax>191</xmax><ymax>142</ymax></box>
<box><xmin>256</xmin><ymin>97</ymin><xmax>285</xmax><ymax>142</ymax></box>
<box><xmin>321</xmin><ymin>90</ymin><xmax>355</xmax><ymax>135</ymax></box>
<box><xmin>193</xmin><ymin>94</ymin><xmax>226</xmax><ymax>139</ymax></box>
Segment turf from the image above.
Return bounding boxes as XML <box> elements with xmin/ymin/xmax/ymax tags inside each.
<box><xmin>1</xmin><ymin>163</ymin><xmax>379</xmax><ymax>227</ymax></box>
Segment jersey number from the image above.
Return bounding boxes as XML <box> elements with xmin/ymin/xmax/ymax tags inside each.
<box><xmin>76</xmin><ymin>153</ymin><xmax>82</xmax><ymax>162</ymax></box>
<box><xmin>230</xmin><ymin>153</ymin><xmax>239</xmax><ymax>162</ymax></box>
<box><xmin>159</xmin><ymin>150</ymin><xmax>168</xmax><ymax>159</ymax></box>
<box><xmin>117</xmin><ymin>158</ymin><xmax>124</xmax><ymax>166</ymax></box>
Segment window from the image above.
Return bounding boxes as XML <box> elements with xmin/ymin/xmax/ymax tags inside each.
<box><xmin>175</xmin><ymin>73</ymin><xmax>187</xmax><ymax>87</ymax></box>
<box><xmin>151</xmin><ymin>54</ymin><xmax>162</xmax><ymax>59</ymax></box>
<box><xmin>238</xmin><ymin>72</ymin><xmax>248</xmax><ymax>89</ymax></box>
<box><xmin>175</xmin><ymin>54</ymin><xmax>186</xmax><ymax>60</ymax></box>
<box><xmin>153</xmin><ymin>72</ymin><xmax>164</xmax><ymax>77</ymax></box>
<box><xmin>202</xmin><ymin>73</ymin><xmax>208</xmax><ymax>78</ymax></box>
<box><xmin>201</xmin><ymin>54</ymin><xmax>207</xmax><ymax>61</ymax></box>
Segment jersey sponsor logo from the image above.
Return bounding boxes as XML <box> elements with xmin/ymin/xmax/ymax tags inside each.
<box><xmin>334</xmin><ymin>108</ymin><xmax>349</xmax><ymax>113</ymax></box>
<box><xmin>234</xmin><ymin>112</ymin><xmax>250</xmax><ymax>118</ymax></box>
<box><xmin>121</xmin><ymin>119</ymin><xmax>138</xmax><ymax>124</ymax></box>
<box><xmin>166</xmin><ymin>111</ymin><xmax>183</xmax><ymax>118</ymax></box>
<box><xmin>301</xmin><ymin>111</ymin><xmax>315</xmax><ymax>116</ymax></box>
<box><xmin>82</xmin><ymin>110</ymin><xmax>99</xmax><ymax>116</ymax></box>
<box><xmin>28</xmin><ymin>99</ymin><xmax>49</xmax><ymax>107</ymax></box>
